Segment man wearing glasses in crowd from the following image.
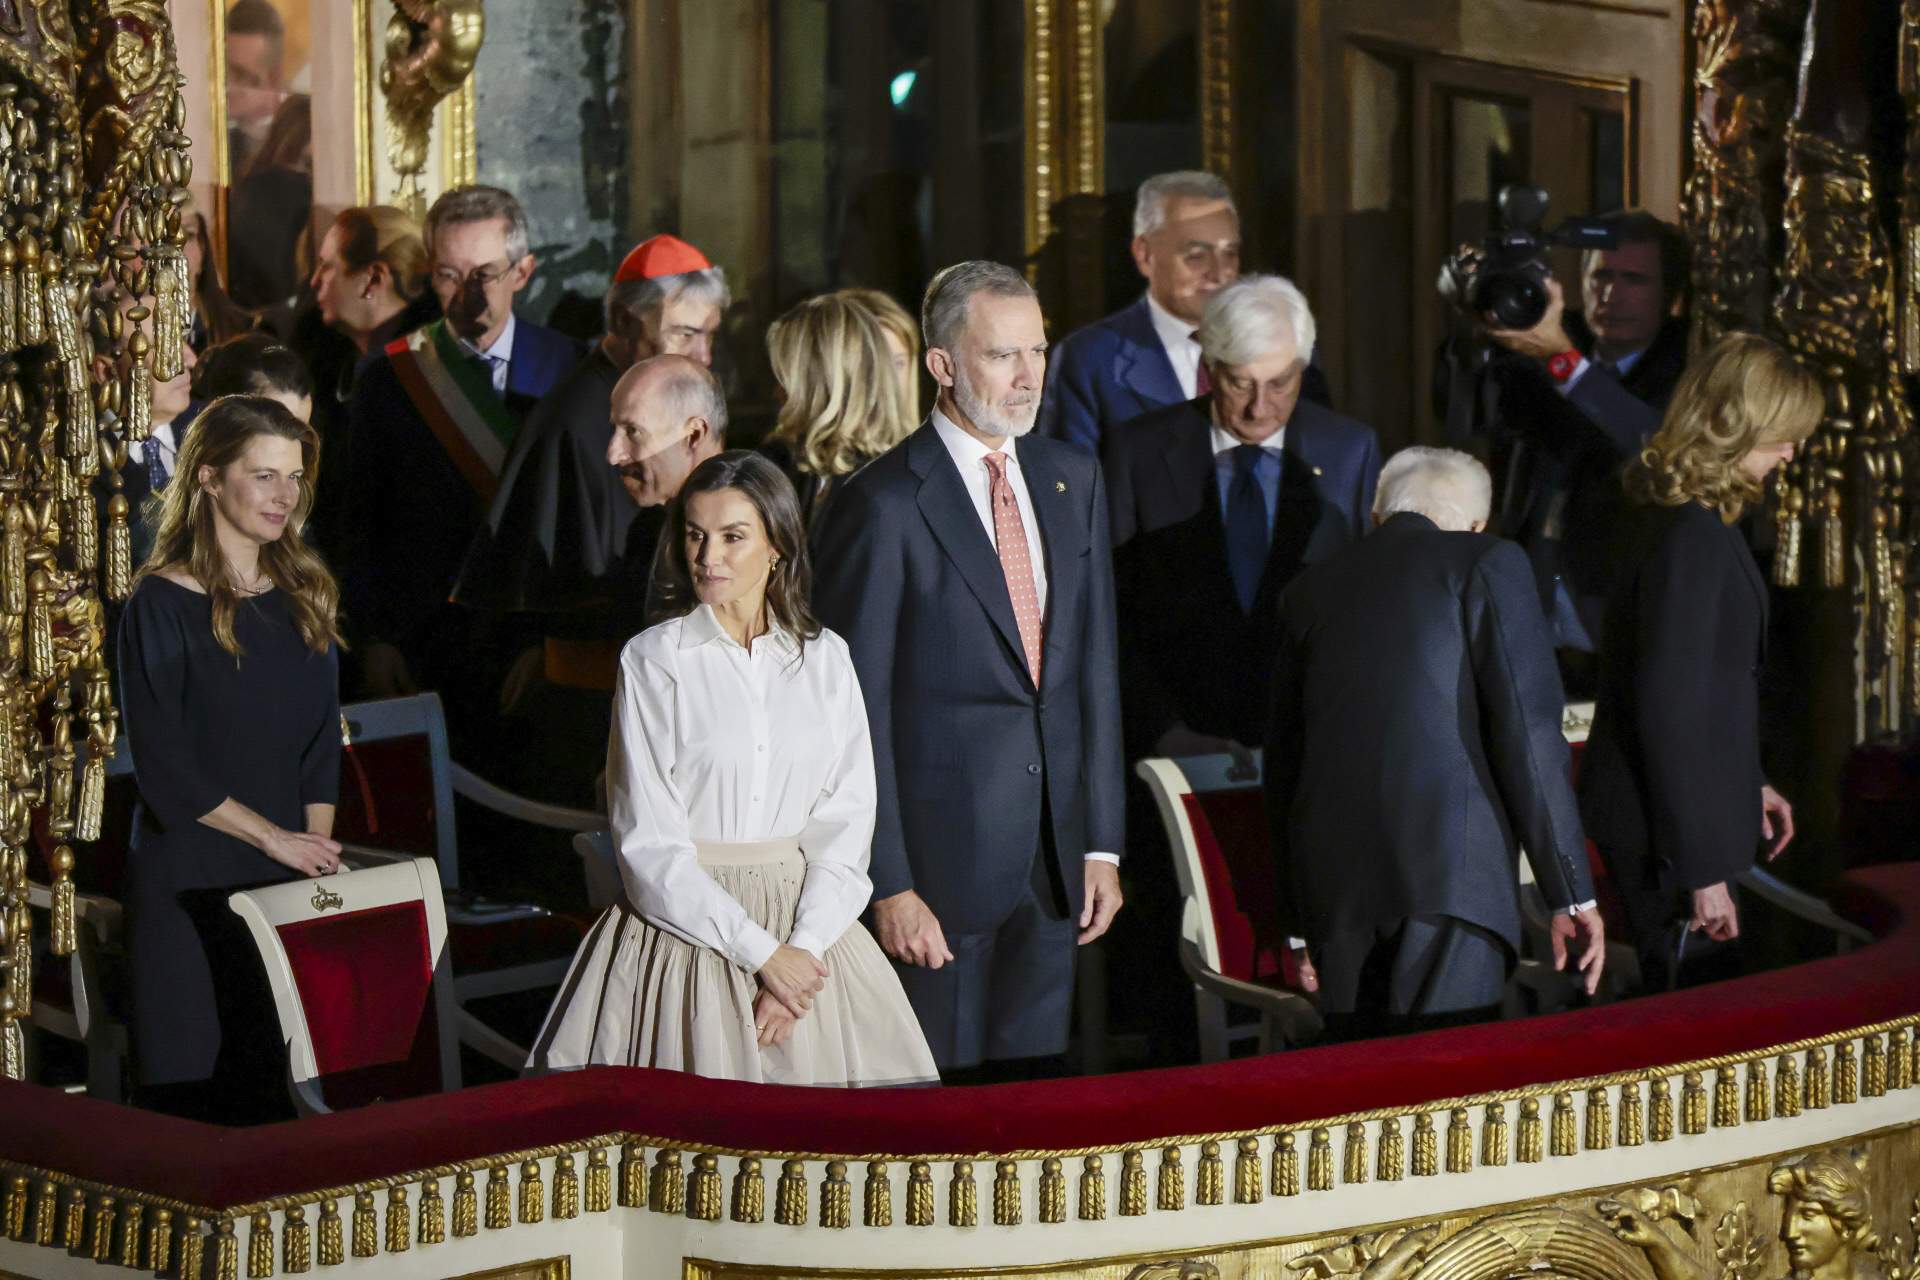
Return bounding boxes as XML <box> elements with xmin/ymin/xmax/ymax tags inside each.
<box><xmin>344</xmin><ymin>185</ymin><xmax>582</xmax><ymax>752</ymax></box>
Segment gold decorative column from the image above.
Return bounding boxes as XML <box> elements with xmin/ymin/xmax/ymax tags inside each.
<box><xmin>1199</xmin><ymin>0</ymin><xmax>1234</xmax><ymax>181</ymax></box>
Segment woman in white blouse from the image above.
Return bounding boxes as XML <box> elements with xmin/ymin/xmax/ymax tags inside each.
<box><xmin>530</xmin><ymin>451</ymin><xmax>936</xmax><ymax>1085</ymax></box>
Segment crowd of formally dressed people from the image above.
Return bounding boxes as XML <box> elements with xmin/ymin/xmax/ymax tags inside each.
<box><xmin>102</xmin><ymin>169</ymin><xmax>1817</xmax><ymax>1121</ymax></box>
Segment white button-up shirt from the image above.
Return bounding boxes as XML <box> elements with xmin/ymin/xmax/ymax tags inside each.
<box><xmin>1146</xmin><ymin>292</ymin><xmax>1205</xmax><ymax>401</ymax></box>
<box><xmin>455</xmin><ymin>311</ymin><xmax>516</xmax><ymax>395</ymax></box>
<box><xmin>609</xmin><ymin>607</ymin><xmax>877</xmax><ymax>971</ymax></box>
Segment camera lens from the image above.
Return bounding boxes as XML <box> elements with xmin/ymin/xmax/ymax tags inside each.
<box><xmin>1473</xmin><ymin>272</ymin><xmax>1548</xmax><ymax>331</ymax></box>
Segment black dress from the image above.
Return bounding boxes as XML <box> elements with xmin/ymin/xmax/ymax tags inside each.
<box><xmin>117</xmin><ymin>576</ymin><xmax>341</xmax><ymax>1106</ymax></box>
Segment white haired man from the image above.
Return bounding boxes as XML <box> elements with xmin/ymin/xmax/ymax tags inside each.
<box><xmin>346</xmin><ymin>184</ymin><xmax>583</xmax><ymax>730</ymax></box>
<box><xmin>1104</xmin><ymin>273</ymin><xmax>1379</xmax><ymax>764</ymax></box>
<box><xmin>1040</xmin><ymin>171</ymin><xmax>1331</xmax><ymax>454</ymax></box>
<box><xmin>1264</xmin><ymin>446</ymin><xmax>1605</xmax><ymax>1040</ymax></box>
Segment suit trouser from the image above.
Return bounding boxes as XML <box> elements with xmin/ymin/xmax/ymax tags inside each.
<box><xmin>893</xmin><ymin>847</ymin><xmax>1076</xmax><ymax>1071</ymax></box>
<box><xmin>1313</xmin><ymin>914</ymin><xmax>1508</xmax><ymax>1042</ymax></box>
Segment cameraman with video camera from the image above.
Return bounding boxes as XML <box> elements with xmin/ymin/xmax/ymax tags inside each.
<box><xmin>1440</xmin><ymin>199</ymin><xmax>1689</xmax><ymax>675</ymax></box>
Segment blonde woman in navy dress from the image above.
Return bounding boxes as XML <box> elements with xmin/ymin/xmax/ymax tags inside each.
<box><xmin>532</xmin><ymin>449</ymin><xmax>934</xmax><ymax>1085</ymax></box>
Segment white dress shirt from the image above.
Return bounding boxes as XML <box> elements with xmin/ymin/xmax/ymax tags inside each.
<box><xmin>608</xmin><ymin>607</ymin><xmax>878</xmax><ymax>972</ymax></box>
<box><xmin>1146</xmin><ymin>292</ymin><xmax>1205</xmax><ymax>401</ymax></box>
<box><xmin>1557</xmin><ymin>343</ymin><xmax>1645</xmax><ymax>397</ymax></box>
<box><xmin>455</xmin><ymin>311</ymin><xmax>516</xmax><ymax>395</ymax></box>
<box><xmin>928</xmin><ymin>407</ymin><xmax>1118</xmax><ymax>867</ymax></box>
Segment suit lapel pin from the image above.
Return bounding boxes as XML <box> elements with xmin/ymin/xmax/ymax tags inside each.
<box><xmin>1054</xmin><ymin>480</ymin><xmax>1067</xmax><ymax>492</ymax></box>
<box><xmin>1312</xmin><ymin>466</ymin><xmax>1324</xmax><ymax>477</ymax></box>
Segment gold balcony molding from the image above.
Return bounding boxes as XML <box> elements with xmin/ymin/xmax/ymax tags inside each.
<box><xmin>1</xmin><ymin>1015</ymin><xmax>1916</xmax><ymax>1276</ymax></box>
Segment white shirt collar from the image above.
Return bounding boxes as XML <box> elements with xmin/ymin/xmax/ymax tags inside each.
<box><xmin>677</xmin><ymin>603</ymin><xmax>799</xmax><ymax>656</ymax></box>
<box><xmin>457</xmin><ymin>311</ymin><xmax>517</xmax><ymax>366</ymax></box>
<box><xmin>1609</xmin><ymin>346</ymin><xmax>1646</xmax><ymax>377</ymax></box>
<box><xmin>1145</xmin><ymin>292</ymin><xmax>1201</xmax><ymax>357</ymax></box>
<box><xmin>931</xmin><ymin>405</ymin><xmax>1022</xmax><ymax>473</ymax></box>
<box><xmin>1209</xmin><ymin>421</ymin><xmax>1285</xmax><ymax>457</ymax></box>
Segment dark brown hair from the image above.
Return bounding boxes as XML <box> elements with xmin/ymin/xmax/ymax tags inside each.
<box><xmin>649</xmin><ymin>451</ymin><xmax>820</xmax><ymax>655</ymax></box>
<box><xmin>195</xmin><ymin>331</ymin><xmax>315</xmax><ymax>402</ymax></box>
<box><xmin>137</xmin><ymin>395</ymin><xmax>343</xmax><ymax>657</ymax></box>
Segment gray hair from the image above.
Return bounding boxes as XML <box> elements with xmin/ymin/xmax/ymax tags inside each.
<box><xmin>425</xmin><ymin>185</ymin><xmax>531</xmax><ymax>264</ymax></box>
<box><xmin>638</xmin><ymin>354</ymin><xmax>729</xmax><ymax>439</ymax></box>
<box><xmin>605</xmin><ymin>266</ymin><xmax>731</xmax><ymax>333</ymax></box>
<box><xmin>921</xmin><ymin>260</ymin><xmax>1036</xmax><ymax>353</ymax></box>
<box><xmin>1133</xmin><ymin>170</ymin><xmax>1236</xmax><ymax>238</ymax></box>
<box><xmin>1373</xmin><ymin>447</ymin><xmax>1492</xmax><ymax>531</ymax></box>
<box><xmin>1196</xmin><ymin>274</ymin><xmax>1317</xmax><ymax>369</ymax></box>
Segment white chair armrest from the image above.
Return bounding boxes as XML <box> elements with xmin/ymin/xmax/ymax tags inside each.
<box><xmin>1176</xmin><ymin>934</ymin><xmax>1322</xmax><ymax>1047</ymax></box>
<box><xmin>449</xmin><ymin>764</ymin><xmax>603</xmax><ymax>831</ymax></box>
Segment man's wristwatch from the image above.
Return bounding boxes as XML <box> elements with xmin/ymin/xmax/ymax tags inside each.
<box><xmin>1546</xmin><ymin>350</ymin><xmax>1583</xmax><ymax>384</ymax></box>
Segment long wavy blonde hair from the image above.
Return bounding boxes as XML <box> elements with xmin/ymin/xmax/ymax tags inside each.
<box><xmin>137</xmin><ymin>395</ymin><xmax>343</xmax><ymax>657</ymax></box>
<box><xmin>766</xmin><ymin>291</ymin><xmax>916</xmax><ymax>477</ymax></box>
<box><xmin>1623</xmin><ymin>331</ymin><xmax>1822</xmax><ymax>523</ymax></box>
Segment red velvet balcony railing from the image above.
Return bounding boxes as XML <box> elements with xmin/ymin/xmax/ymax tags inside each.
<box><xmin>0</xmin><ymin>865</ymin><xmax>1912</xmax><ymax>1212</ymax></box>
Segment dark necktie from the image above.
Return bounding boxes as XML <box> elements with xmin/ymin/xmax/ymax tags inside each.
<box><xmin>471</xmin><ymin>350</ymin><xmax>504</xmax><ymax>391</ymax></box>
<box><xmin>145</xmin><ymin>439</ymin><xmax>170</xmax><ymax>494</ymax></box>
<box><xmin>1191</xmin><ymin>330</ymin><xmax>1211</xmax><ymax>396</ymax></box>
<box><xmin>1225</xmin><ymin>444</ymin><xmax>1268</xmax><ymax>613</ymax></box>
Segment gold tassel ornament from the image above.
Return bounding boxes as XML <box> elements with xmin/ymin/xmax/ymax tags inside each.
<box><xmin>17</xmin><ymin>239</ymin><xmax>40</xmax><ymax>344</ymax></box>
<box><xmin>214</xmin><ymin>1218</ymin><xmax>239</xmax><ymax>1280</ymax></box>
<box><xmin>1120</xmin><ymin>1150</ymin><xmax>1149</xmax><ymax>1213</ymax></box>
<box><xmin>517</xmin><ymin>1159</ymin><xmax>544</xmax><ymax>1224</ymax></box>
<box><xmin>1482</xmin><ymin>1103</ymin><xmax>1508</xmax><ymax>1166</ymax></box>
<box><xmin>1</xmin><ymin>1174</ymin><xmax>21</xmax><ymax>1240</ymax></box>
<box><xmin>0</xmin><ymin>240</ymin><xmax>16</xmax><ymax>351</ymax></box>
<box><xmin>1376</xmin><ymin>1119</ymin><xmax>1405</xmax><ymax>1182</ymax></box>
<box><xmin>118</xmin><ymin>1201</ymin><xmax>142</xmax><ymax>1268</ymax></box>
<box><xmin>1235</xmin><ymin>1137</ymin><xmax>1263</xmax><ymax>1202</ymax></box>
<box><xmin>1891</xmin><ymin>1028</ymin><xmax>1914</xmax><ymax>1090</ymax></box>
<box><xmin>647</xmin><ymin>1150</ymin><xmax>680</xmax><ymax>1215</ymax></box>
<box><xmin>1836</xmin><ymin>1041</ymin><xmax>1859</xmax><ymax>1104</ymax></box>
<box><xmin>552</xmin><ymin>1153</ymin><xmax>579</xmax><ymax>1220</ymax></box>
<box><xmin>865</xmin><ymin>1160</ymin><xmax>893</xmax><ymax>1227</ymax></box>
<box><xmin>88</xmin><ymin>1195</ymin><xmax>114</xmax><ymax>1263</ymax></box>
<box><xmin>418</xmin><ymin>1176</ymin><xmax>444</xmax><ymax>1243</ymax></box>
<box><xmin>47</xmin><ymin>844</ymin><xmax>73</xmax><ymax>957</ymax></box>
<box><xmin>1865</xmin><ymin>1034</ymin><xmax>1888</xmax><ymax>1096</ymax></box>
<box><xmin>484</xmin><ymin>1165</ymin><xmax>511</xmax><ymax>1229</ymax></box>
<box><xmin>146</xmin><ymin>1207</ymin><xmax>172</xmax><ymax>1270</ymax></box>
<box><xmin>1517</xmin><ymin>1099</ymin><xmax>1543</xmax><ymax>1163</ymax></box>
<box><xmin>26</xmin><ymin>570</ymin><xmax>52</xmax><ymax>681</ymax></box>
<box><xmin>1553</xmin><ymin>1093</ymin><xmax>1579</xmax><ymax>1155</ymax></box>
<box><xmin>283</xmin><ymin>1205</ymin><xmax>309</xmax><ymax>1273</ymax></box>
<box><xmin>1412</xmin><ymin>1112</ymin><xmax>1438</xmax><ymax>1176</ymax></box>
<box><xmin>731</xmin><ymin>1158</ymin><xmax>764</xmax><ymax>1225</ymax></box>
<box><xmin>246</xmin><ymin>1211</ymin><xmax>272</xmax><ymax>1277</ymax></box>
<box><xmin>1078</xmin><ymin>1155</ymin><xmax>1106</xmax><ymax>1220</ymax></box>
<box><xmin>1157</xmin><ymin>1145</ymin><xmax>1185</xmax><ymax>1208</ymax></box>
<box><xmin>30</xmin><ymin>1179</ymin><xmax>54</xmax><ymax>1247</ymax></box>
<box><xmin>317</xmin><ymin>1200</ymin><xmax>342</xmax><ymax>1266</ymax></box>
<box><xmin>149</xmin><ymin>246</ymin><xmax>188</xmax><ymax>381</ymax></box>
<box><xmin>947</xmin><ymin>1161</ymin><xmax>976</xmax><ymax>1228</ymax></box>
<box><xmin>1446</xmin><ymin>1109</ymin><xmax>1473</xmax><ymax>1173</ymax></box>
<box><xmin>821</xmin><ymin>1161</ymin><xmax>852</xmax><ymax>1230</ymax></box>
<box><xmin>351</xmin><ymin>1192</ymin><xmax>376</xmax><ymax>1258</ymax></box>
<box><xmin>687</xmin><ymin>1154</ymin><xmax>719</xmax><ymax>1223</ymax></box>
<box><xmin>3</xmin><ymin>503</ymin><xmax>26</xmax><ymax>617</ymax></box>
<box><xmin>618</xmin><ymin>1144</ymin><xmax>644</xmax><ymax>1208</ymax></box>
<box><xmin>60</xmin><ymin>1185</ymin><xmax>84</xmax><ymax>1251</ymax></box>
<box><xmin>451</xmin><ymin>1173</ymin><xmax>477</xmax><ymax>1237</ymax></box>
<box><xmin>1715</xmin><ymin>1067</ymin><xmax>1741</xmax><ymax>1127</ymax></box>
<box><xmin>1037</xmin><ymin>1158</ymin><xmax>1064</xmax><ymax>1224</ymax></box>
<box><xmin>905</xmin><ymin>1161</ymin><xmax>933</xmax><ymax>1227</ymax></box>
<box><xmin>1273</xmin><ymin>1134</ymin><xmax>1302</xmax><ymax>1195</ymax></box>
<box><xmin>1775</xmin><ymin>483</ymin><xmax>1805</xmax><ymax>586</ymax></box>
<box><xmin>1343</xmin><ymin>1123</ymin><xmax>1370</xmax><ymax>1184</ymax></box>
<box><xmin>384</xmin><ymin>1186</ymin><xmax>410</xmax><ymax>1252</ymax></box>
<box><xmin>1620</xmin><ymin>1081</ymin><xmax>1646</xmax><ymax>1146</ymax></box>
<box><xmin>775</xmin><ymin>1159</ymin><xmax>807</xmax><ymax>1227</ymax></box>
<box><xmin>1683</xmin><ymin>1072</ymin><xmax>1709</xmax><ymax>1134</ymax></box>
<box><xmin>991</xmin><ymin>1160</ymin><xmax>1020</xmax><ymax>1225</ymax></box>
<box><xmin>1196</xmin><ymin>1141</ymin><xmax>1224</xmax><ymax>1205</ymax></box>
<box><xmin>585</xmin><ymin>1147</ymin><xmax>612</xmax><ymax>1213</ymax></box>
<box><xmin>104</xmin><ymin>493</ymin><xmax>131</xmax><ymax>601</ymax></box>
<box><xmin>1651</xmin><ymin>1076</ymin><xmax>1675</xmax><ymax>1140</ymax></box>
<box><xmin>1309</xmin><ymin>1127</ymin><xmax>1335</xmax><ymax>1189</ymax></box>
<box><xmin>45</xmin><ymin>275</ymin><xmax>91</xmax><ymax>454</ymax></box>
<box><xmin>178</xmin><ymin>1216</ymin><xmax>205</xmax><ymax>1279</ymax></box>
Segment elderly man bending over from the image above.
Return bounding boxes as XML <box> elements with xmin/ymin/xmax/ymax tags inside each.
<box><xmin>1263</xmin><ymin>446</ymin><xmax>1605</xmax><ymax>1040</ymax></box>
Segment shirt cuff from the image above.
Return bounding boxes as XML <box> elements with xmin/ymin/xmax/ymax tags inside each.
<box><xmin>1084</xmin><ymin>852</ymin><xmax>1121</xmax><ymax>865</ymax></box>
<box><xmin>1565</xmin><ymin>899</ymin><xmax>1597</xmax><ymax>917</ymax></box>
<box><xmin>785</xmin><ymin>930</ymin><xmax>829</xmax><ymax>962</ymax></box>
<box><xmin>1555</xmin><ymin>357</ymin><xmax>1592</xmax><ymax>395</ymax></box>
<box><xmin>1287</xmin><ymin>936</ymin><xmax>1307</xmax><ymax>951</ymax></box>
<box><xmin>730</xmin><ymin>922</ymin><xmax>782</xmax><ymax>973</ymax></box>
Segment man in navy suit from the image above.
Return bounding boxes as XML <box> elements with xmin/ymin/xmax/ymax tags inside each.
<box><xmin>813</xmin><ymin>261</ymin><xmax>1126</xmax><ymax>1080</ymax></box>
<box><xmin>1040</xmin><ymin>171</ymin><xmax>1330</xmax><ymax>456</ymax></box>
<box><xmin>344</xmin><ymin>184</ymin><xmax>582</xmax><ymax>730</ymax></box>
<box><xmin>1104</xmin><ymin>275</ymin><xmax>1380</xmax><ymax>763</ymax></box>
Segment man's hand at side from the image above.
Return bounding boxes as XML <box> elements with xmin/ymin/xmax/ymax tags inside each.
<box><xmin>873</xmin><ymin>890</ymin><xmax>955</xmax><ymax>968</ymax></box>
<box><xmin>1079</xmin><ymin>861</ymin><xmax>1124</xmax><ymax>945</ymax></box>
<box><xmin>1550</xmin><ymin>905</ymin><xmax>1607</xmax><ymax>996</ymax></box>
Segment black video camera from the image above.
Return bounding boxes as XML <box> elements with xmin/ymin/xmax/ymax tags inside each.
<box><xmin>1438</xmin><ymin>185</ymin><xmax>1618</xmax><ymax>331</ymax></box>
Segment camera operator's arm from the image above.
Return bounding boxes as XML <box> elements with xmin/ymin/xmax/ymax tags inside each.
<box><xmin>1485</xmin><ymin>277</ymin><xmax>1659</xmax><ymax>456</ymax></box>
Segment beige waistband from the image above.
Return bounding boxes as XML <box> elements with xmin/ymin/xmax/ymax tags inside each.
<box><xmin>694</xmin><ymin>838</ymin><xmax>804</xmax><ymax>867</ymax></box>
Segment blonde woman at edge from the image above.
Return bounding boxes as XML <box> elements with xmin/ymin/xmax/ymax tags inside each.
<box><xmin>530</xmin><ymin>450</ymin><xmax>936</xmax><ymax>1085</ymax></box>
<box><xmin>761</xmin><ymin>290</ymin><xmax>918</xmax><ymax>531</ymax></box>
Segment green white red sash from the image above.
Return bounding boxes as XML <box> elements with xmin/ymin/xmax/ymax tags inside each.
<box><xmin>384</xmin><ymin>320</ymin><xmax>518</xmax><ymax>501</ymax></box>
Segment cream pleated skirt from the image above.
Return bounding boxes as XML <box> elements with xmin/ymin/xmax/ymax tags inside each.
<box><xmin>529</xmin><ymin>839</ymin><xmax>938</xmax><ymax>1087</ymax></box>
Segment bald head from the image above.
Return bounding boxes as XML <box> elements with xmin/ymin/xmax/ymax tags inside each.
<box><xmin>606</xmin><ymin>354</ymin><xmax>728</xmax><ymax>507</ymax></box>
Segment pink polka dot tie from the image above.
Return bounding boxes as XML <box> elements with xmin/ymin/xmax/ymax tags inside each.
<box><xmin>982</xmin><ymin>452</ymin><xmax>1044</xmax><ymax>683</ymax></box>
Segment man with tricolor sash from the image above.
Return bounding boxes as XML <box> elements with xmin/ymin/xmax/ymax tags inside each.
<box><xmin>342</xmin><ymin>184</ymin><xmax>582</xmax><ymax>750</ymax></box>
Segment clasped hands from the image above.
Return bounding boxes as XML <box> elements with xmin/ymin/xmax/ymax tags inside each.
<box><xmin>754</xmin><ymin>943</ymin><xmax>827</xmax><ymax>1049</ymax></box>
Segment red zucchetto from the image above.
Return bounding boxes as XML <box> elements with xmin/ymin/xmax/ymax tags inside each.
<box><xmin>614</xmin><ymin>234</ymin><xmax>713</xmax><ymax>283</ymax></box>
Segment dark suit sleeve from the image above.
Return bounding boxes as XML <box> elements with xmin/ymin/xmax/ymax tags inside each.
<box><xmin>1466</xmin><ymin>540</ymin><xmax>1594</xmax><ymax>911</ymax></box>
<box><xmin>1262</xmin><ymin>602</ymin><xmax>1306</xmax><ymax>940</ymax></box>
<box><xmin>1564</xmin><ymin>365</ymin><xmax>1662</xmax><ymax>457</ymax></box>
<box><xmin>1630</xmin><ymin>515</ymin><xmax>1745</xmax><ymax>889</ymax></box>
<box><xmin>810</xmin><ymin>481</ymin><xmax>914</xmax><ymax>900</ymax></box>
<box><xmin>1080</xmin><ymin>462</ymin><xmax>1126</xmax><ymax>855</ymax></box>
<box><xmin>1042</xmin><ymin>336</ymin><xmax>1104</xmax><ymax>455</ymax></box>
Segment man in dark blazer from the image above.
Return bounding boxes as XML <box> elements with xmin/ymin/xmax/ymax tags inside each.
<box><xmin>1105</xmin><ymin>274</ymin><xmax>1379</xmax><ymax>760</ymax></box>
<box><xmin>1039</xmin><ymin>171</ymin><xmax>1334</xmax><ymax>457</ymax></box>
<box><xmin>1265</xmin><ymin>447</ymin><xmax>1605</xmax><ymax>1039</ymax></box>
<box><xmin>813</xmin><ymin>261</ymin><xmax>1126</xmax><ymax>1079</ymax></box>
<box><xmin>343</xmin><ymin>184</ymin><xmax>582</xmax><ymax>735</ymax></box>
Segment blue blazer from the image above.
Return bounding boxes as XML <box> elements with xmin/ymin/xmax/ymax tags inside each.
<box><xmin>811</xmin><ymin>421</ymin><xmax>1126</xmax><ymax>933</ymax></box>
<box><xmin>1040</xmin><ymin>297</ymin><xmax>1182</xmax><ymax>455</ymax></box>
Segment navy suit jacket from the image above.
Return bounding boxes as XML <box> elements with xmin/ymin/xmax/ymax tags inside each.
<box><xmin>1104</xmin><ymin>396</ymin><xmax>1379</xmax><ymax>753</ymax></box>
<box><xmin>1265</xmin><ymin>514</ymin><xmax>1594</xmax><ymax>949</ymax></box>
<box><xmin>811</xmin><ymin>421</ymin><xmax>1126</xmax><ymax>933</ymax></box>
<box><xmin>342</xmin><ymin>316</ymin><xmax>582</xmax><ymax>655</ymax></box>
<box><xmin>1041</xmin><ymin>296</ymin><xmax>1336</xmax><ymax>455</ymax></box>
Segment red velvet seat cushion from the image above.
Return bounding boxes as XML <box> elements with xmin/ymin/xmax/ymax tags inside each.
<box><xmin>335</xmin><ymin>737</ymin><xmax>438</xmax><ymax>857</ymax></box>
<box><xmin>1181</xmin><ymin>789</ymin><xmax>1302</xmax><ymax>990</ymax></box>
<box><xmin>277</xmin><ymin>903</ymin><xmax>433</xmax><ymax>1076</ymax></box>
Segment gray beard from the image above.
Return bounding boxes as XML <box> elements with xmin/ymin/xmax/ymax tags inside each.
<box><xmin>953</xmin><ymin>376</ymin><xmax>1037</xmax><ymax>439</ymax></box>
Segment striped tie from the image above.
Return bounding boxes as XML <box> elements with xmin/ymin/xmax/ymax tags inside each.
<box><xmin>982</xmin><ymin>452</ymin><xmax>1044</xmax><ymax>683</ymax></box>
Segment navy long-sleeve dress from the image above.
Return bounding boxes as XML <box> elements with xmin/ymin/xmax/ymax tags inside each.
<box><xmin>117</xmin><ymin>576</ymin><xmax>341</xmax><ymax>1091</ymax></box>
